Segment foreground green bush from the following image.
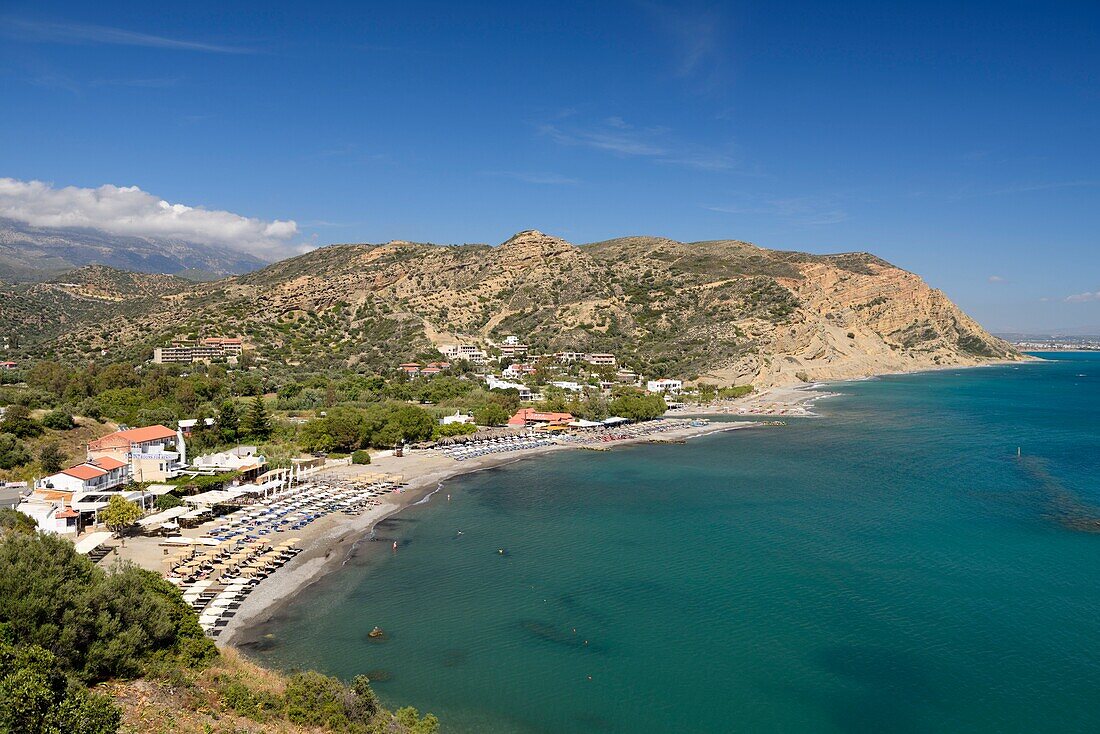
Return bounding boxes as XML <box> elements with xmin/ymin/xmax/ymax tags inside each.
<box><xmin>0</xmin><ymin>530</ymin><xmax>437</xmax><ymax>734</ymax></box>
<box><xmin>0</xmin><ymin>637</ymin><xmax>120</xmax><ymax>734</ymax></box>
<box><xmin>0</xmin><ymin>533</ymin><xmax>216</xmax><ymax>683</ymax></box>
<box><xmin>0</xmin><ymin>509</ymin><xmax>37</xmax><ymax>536</ymax></box>
<box><xmin>212</xmin><ymin>663</ymin><xmax>436</xmax><ymax>734</ymax></box>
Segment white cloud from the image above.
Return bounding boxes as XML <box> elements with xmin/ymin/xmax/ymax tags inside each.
<box><xmin>0</xmin><ymin>177</ymin><xmax>304</xmax><ymax>261</ymax></box>
<box><xmin>704</xmin><ymin>195</ymin><xmax>848</xmax><ymax>227</ymax></box>
<box><xmin>988</xmin><ymin>275</ymin><xmax>1006</xmax><ymax>283</ymax></box>
<box><xmin>2</xmin><ymin>18</ymin><xmax>253</xmax><ymax>54</ymax></box>
<box><xmin>636</xmin><ymin>1</ymin><xmax>726</xmax><ymax>88</ymax></box>
<box><xmin>538</xmin><ymin>122</ymin><xmax>668</xmax><ymax>157</ymax></box>
<box><xmin>1065</xmin><ymin>291</ymin><xmax>1100</xmax><ymax>303</ymax></box>
<box><xmin>537</xmin><ymin>116</ymin><xmax>737</xmax><ymax>170</ymax></box>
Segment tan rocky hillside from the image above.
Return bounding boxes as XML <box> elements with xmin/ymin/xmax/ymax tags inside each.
<box><xmin>1</xmin><ymin>265</ymin><xmax>192</xmax><ymax>348</ymax></box>
<box><xmin>8</xmin><ymin>231</ymin><xmax>1021</xmax><ymax>386</ymax></box>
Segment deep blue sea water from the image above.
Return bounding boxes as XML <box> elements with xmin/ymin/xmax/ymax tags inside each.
<box><xmin>243</xmin><ymin>353</ymin><xmax>1100</xmax><ymax>733</ymax></box>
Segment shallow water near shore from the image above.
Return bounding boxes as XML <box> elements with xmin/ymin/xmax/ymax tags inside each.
<box><xmin>242</xmin><ymin>353</ymin><xmax>1100</xmax><ymax>732</ymax></box>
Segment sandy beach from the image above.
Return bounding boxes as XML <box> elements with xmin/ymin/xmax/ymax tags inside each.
<box><xmin>669</xmin><ymin>383</ymin><xmax>842</xmax><ymax>418</ymax></box>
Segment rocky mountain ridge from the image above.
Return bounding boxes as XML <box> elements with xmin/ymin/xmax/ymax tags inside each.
<box><xmin>3</xmin><ymin>230</ymin><xmax>1022</xmax><ymax>386</ymax></box>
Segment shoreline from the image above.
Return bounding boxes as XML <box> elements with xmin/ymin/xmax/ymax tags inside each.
<box><xmin>223</xmin><ymin>356</ymin><xmax>1031</xmax><ymax>648</ymax></box>
<box><xmin>220</xmin><ymin>419</ymin><xmax>754</xmax><ymax>646</ymax></box>
<box><xmin>673</xmin><ymin>356</ymin><xmax>1033</xmax><ymax>417</ymax></box>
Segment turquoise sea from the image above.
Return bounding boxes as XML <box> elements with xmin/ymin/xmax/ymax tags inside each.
<box><xmin>242</xmin><ymin>353</ymin><xmax>1100</xmax><ymax>733</ymax></box>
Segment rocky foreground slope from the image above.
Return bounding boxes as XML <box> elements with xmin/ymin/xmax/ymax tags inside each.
<box><xmin>3</xmin><ymin>231</ymin><xmax>1021</xmax><ymax>386</ymax></box>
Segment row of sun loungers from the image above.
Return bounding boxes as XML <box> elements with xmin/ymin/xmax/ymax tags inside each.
<box><xmin>437</xmin><ymin>435</ymin><xmax>556</xmax><ymax>461</ymax></box>
<box><xmin>203</xmin><ymin>481</ymin><xmax>398</xmax><ymax>542</ymax></box>
<box><xmin>164</xmin><ymin>479</ymin><xmax>406</xmax><ymax>637</ymax></box>
<box><xmin>171</xmin><ymin>541</ymin><xmax>304</xmax><ymax>636</ymax></box>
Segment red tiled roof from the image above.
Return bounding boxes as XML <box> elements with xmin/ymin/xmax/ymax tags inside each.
<box><xmin>56</xmin><ymin>509</ymin><xmax>79</xmax><ymax>519</ymax></box>
<box><xmin>507</xmin><ymin>408</ymin><xmax>574</xmax><ymax>426</ymax></box>
<box><xmin>88</xmin><ymin>425</ymin><xmax>176</xmax><ymax>451</ymax></box>
<box><xmin>90</xmin><ymin>456</ymin><xmax>127</xmax><ymax>470</ymax></box>
<box><xmin>61</xmin><ymin>465</ymin><xmax>107</xmax><ymax>481</ymax></box>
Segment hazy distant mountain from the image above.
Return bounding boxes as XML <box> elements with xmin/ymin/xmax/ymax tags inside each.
<box><xmin>0</xmin><ymin>217</ymin><xmax>267</xmax><ymax>282</ymax></box>
<box><xmin>5</xmin><ymin>230</ymin><xmax>1023</xmax><ymax>387</ymax></box>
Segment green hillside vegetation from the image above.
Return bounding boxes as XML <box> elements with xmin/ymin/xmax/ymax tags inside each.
<box><xmin>0</xmin><ymin>528</ymin><xmax>437</xmax><ymax>734</ymax></box>
<box><xmin>0</xmin><ymin>356</ymin><xmax>670</xmax><ymax>479</ymax></box>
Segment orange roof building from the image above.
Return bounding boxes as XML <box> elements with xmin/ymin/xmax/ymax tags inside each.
<box><xmin>89</xmin><ymin>456</ymin><xmax>127</xmax><ymax>471</ymax></box>
<box><xmin>506</xmin><ymin>408</ymin><xmax>574</xmax><ymax>427</ymax></box>
<box><xmin>87</xmin><ymin>425</ymin><xmax>177</xmax><ymax>453</ymax></box>
<box><xmin>61</xmin><ymin>465</ymin><xmax>108</xmax><ymax>481</ymax></box>
<box><xmin>37</xmin><ymin>454</ymin><xmax>132</xmax><ymax>496</ymax></box>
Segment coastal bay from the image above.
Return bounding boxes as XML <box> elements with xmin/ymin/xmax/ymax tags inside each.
<box><xmin>239</xmin><ymin>354</ymin><xmax>1100</xmax><ymax>733</ymax></box>
<box><xmin>218</xmin><ymin>418</ymin><xmax>760</xmax><ymax>644</ymax></box>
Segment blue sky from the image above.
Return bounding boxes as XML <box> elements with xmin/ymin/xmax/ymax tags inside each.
<box><xmin>2</xmin><ymin>0</ymin><xmax>1098</xmax><ymax>332</ymax></box>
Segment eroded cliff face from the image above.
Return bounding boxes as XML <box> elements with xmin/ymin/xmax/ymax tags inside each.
<box><xmin>700</xmin><ymin>259</ymin><xmax>1019</xmax><ymax>387</ymax></box>
<box><xmin>14</xmin><ymin>230</ymin><xmax>1021</xmax><ymax>383</ymax></box>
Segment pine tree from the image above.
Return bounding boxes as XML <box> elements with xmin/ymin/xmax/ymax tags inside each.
<box><xmin>242</xmin><ymin>396</ymin><xmax>271</xmax><ymax>440</ymax></box>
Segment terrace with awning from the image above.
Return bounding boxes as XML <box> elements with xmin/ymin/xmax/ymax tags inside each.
<box><xmin>137</xmin><ymin>506</ymin><xmax>189</xmax><ymax>532</ymax></box>
<box><xmin>74</xmin><ymin>531</ymin><xmax>114</xmax><ymax>558</ymax></box>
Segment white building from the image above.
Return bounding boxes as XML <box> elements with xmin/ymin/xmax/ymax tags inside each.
<box><xmin>503</xmin><ymin>363</ymin><xmax>537</xmax><ymax>379</ymax></box>
<box><xmin>441</xmin><ymin>344</ymin><xmax>488</xmax><ymax>364</ymax></box>
<box><xmin>585</xmin><ymin>353</ymin><xmax>617</xmax><ymax>366</ymax></box>
<box><xmin>555</xmin><ymin>351</ymin><xmax>586</xmax><ymax>363</ymax></box>
<box><xmin>87</xmin><ymin>425</ymin><xmax>188</xmax><ymax>482</ymax></box>
<box><xmin>36</xmin><ymin>457</ymin><xmax>130</xmax><ymax>495</ymax></box>
<box><xmin>499</xmin><ymin>343</ymin><xmax>529</xmax><ymax>358</ymax></box>
<box><xmin>153</xmin><ymin>338</ymin><xmax>243</xmax><ymax>364</ymax></box>
<box><xmin>440</xmin><ymin>411</ymin><xmax>475</xmax><ymax>425</ymax></box>
<box><xmin>486</xmin><ymin>376</ymin><xmax>533</xmax><ymax>401</ymax></box>
<box><xmin>550</xmin><ymin>380</ymin><xmax>584</xmax><ymax>393</ymax></box>
<box><xmin>191</xmin><ymin>446</ymin><xmax>267</xmax><ymax>478</ymax></box>
<box><xmin>178</xmin><ymin>417</ymin><xmax>216</xmax><ymax>436</ymax></box>
<box><xmin>646</xmin><ymin>378</ymin><xmax>684</xmax><ymax>394</ymax></box>
<box><xmin>0</xmin><ymin>484</ymin><xmax>23</xmax><ymax>510</ymax></box>
<box><xmin>16</xmin><ymin>498</ymin><xmax>80</xmax><ymax>535</ymax></box>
